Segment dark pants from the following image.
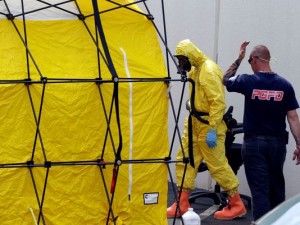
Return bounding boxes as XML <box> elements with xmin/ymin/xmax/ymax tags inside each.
<box><xmin>242</xmin><ymin>135</ymin><xmax>287</xmax><ymax>221</ymax></box>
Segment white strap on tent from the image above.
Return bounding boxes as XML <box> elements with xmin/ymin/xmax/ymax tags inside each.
<box><xmin>29</xmin><ymin>207</ymin><xmax>38</xmax><ymax>225</ymax></box>
<box><xmin>120</xmin><ymin>47</ymin><xmax>134</xmax><ymax>199</ymax></box>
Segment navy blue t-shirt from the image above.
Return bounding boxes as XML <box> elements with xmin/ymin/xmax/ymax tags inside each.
<box><xmin>226</xmin><ymin>72</ymin><xmax>299</xmax><ymax>135</ymax></box>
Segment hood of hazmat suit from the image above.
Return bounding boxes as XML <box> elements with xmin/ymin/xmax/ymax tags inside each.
<box><xmin>175</xmin><ymin>39</ymin><xmax>226</xmax><ymax>130</ymax></box>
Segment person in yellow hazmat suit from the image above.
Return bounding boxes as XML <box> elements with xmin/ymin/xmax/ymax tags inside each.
<box><xmin>167</xmin><ymin>39</ymin><xmax>246</xmax><ymax>220</ymax></box>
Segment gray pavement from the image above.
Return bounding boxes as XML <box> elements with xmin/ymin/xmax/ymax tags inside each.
<box><xmin>167</xmin><ymin>182</ymin><xmax>253</xmax><ymax>225</ymax></box>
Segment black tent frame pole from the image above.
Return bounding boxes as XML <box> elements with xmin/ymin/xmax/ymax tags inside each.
<box><xmin>0</xmin><ymin>1</ymin><xmax>191</xmax><ymax>224</ymax></box>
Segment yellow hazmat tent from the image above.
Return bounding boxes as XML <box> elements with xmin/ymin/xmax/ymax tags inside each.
<box><xmin>0</xmin><ymin>0</ymin><xmax>169</xmax><ymax>224</ymax></box>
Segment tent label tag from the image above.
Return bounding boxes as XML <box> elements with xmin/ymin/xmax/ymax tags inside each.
<box><xmin>143</xmin><ymin>192</ymin><xmax>159</xmax><ymax>205</ymax></box>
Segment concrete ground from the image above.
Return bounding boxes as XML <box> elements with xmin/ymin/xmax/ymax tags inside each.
<box><xmin>167</xmin><ymin>183</ymin><xmax>253</xmax><ymax>225</ymax></box>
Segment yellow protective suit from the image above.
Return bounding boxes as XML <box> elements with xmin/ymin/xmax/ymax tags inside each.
<box><xmin>175</xmin><ymin>39</ymin><xmax>239</xmax><ymax>192</ymax></box>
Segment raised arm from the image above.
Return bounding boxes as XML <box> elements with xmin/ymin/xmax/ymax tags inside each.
<box><xmin>222</xmin><ymin>41</ymin><xmax>250</xmax><ymax>85</ymax></box>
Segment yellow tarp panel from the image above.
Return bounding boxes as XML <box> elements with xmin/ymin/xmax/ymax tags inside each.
<box><xmin>0</xmin><ymin>1</ymin><xmax>168</xmax><ymax>224</ymax></box>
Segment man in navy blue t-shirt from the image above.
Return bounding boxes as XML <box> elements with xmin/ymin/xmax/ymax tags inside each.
<box><xmin>222</xmin><ymin>41</ymin><xmax>300</xmax><ymax>221</ymax></box>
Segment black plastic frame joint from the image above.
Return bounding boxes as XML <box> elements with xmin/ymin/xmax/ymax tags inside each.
<box><xmin>27</xmin><ymin>160</ymin><xmax>34</xmax><ymax>167</ymax></box>
<box><xmin>95</xmin><ymin>78</ymin><xmax>103</xmax><ymax>85</ymax></box>
<box><xmin>164</xmin><ymin>77</ymin><xmax>170</xmax><ymax>84</ymax></box>
<box><xmin>24</xmin><ymin>78</ymin><xmax>32</xmax><ymax>85</ymax></box>
<box><xmin>41</xmin><ymin>77</ymin><xmax>48</xmax><ymax>83</ymax></box>
<box><xmin>77</xmin><ymin>14</ymin><xmax>85</xmax><ymax>20</ymax></box>
<box><xmin>183</xmin><ymin>157</ymin><xmax>189</xmax><ymax>164</ymax></box>
<box><xmin>146</xmin><ymin>14</ymin><xmax>154</xmax><ymax>20</ymax></box>
<box><xmin>164</xmin><ymin>156</ymin><xmax>171</xmax><ymax>162</ymax></box>
<box><xmin>44</xmin><ymin>161</ymin><xmax>52</xmax><ymax>168</ymax></box>
<box><xmin>6</xmin><ymin>13</ymin><xmax>14</xmax><ymax>20</ymax></box>
<box><xmin>97</xmin><ymin>158</ymin><xmax>106</xmax><ymax>168</ymax></box>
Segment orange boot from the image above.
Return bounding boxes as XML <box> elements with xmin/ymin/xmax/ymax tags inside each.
<box><xmin>214</xmin><ymin>193</ymin><xmax>247</xmax><ymax>220</ymax></box>
<box><xmin>167</xmin><ymin>190</ymin><xmax>191</xmax><ymax>218</ymax></box>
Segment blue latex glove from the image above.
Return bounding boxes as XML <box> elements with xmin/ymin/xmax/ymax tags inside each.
<box><xmin>206</xmin><ymin>129</ymin><xmax>217</xmax><ymax>148</ymax></box>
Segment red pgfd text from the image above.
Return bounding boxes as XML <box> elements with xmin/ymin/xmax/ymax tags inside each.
<box><xmin>251</xmin><ymin>89</ymin><xmax>284</xmax><ymax>101</ymax></box>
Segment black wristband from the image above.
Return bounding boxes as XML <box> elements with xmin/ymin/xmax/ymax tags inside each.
<box><xmin>234</xmin><ymin>59</ymin><xmax>241</xmax><ymax>67</ymax></box>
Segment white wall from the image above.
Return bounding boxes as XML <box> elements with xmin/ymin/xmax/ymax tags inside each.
<box><xmin>144</xmin><ymin>0</ymin><xmax>300</xmax><ymax>200</ymax></box>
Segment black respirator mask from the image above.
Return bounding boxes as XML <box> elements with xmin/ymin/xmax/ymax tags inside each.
<box><xmin>182</xmin><ymin>59</ymin><xmax>191</xmax><ymax>72</ymax></box>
